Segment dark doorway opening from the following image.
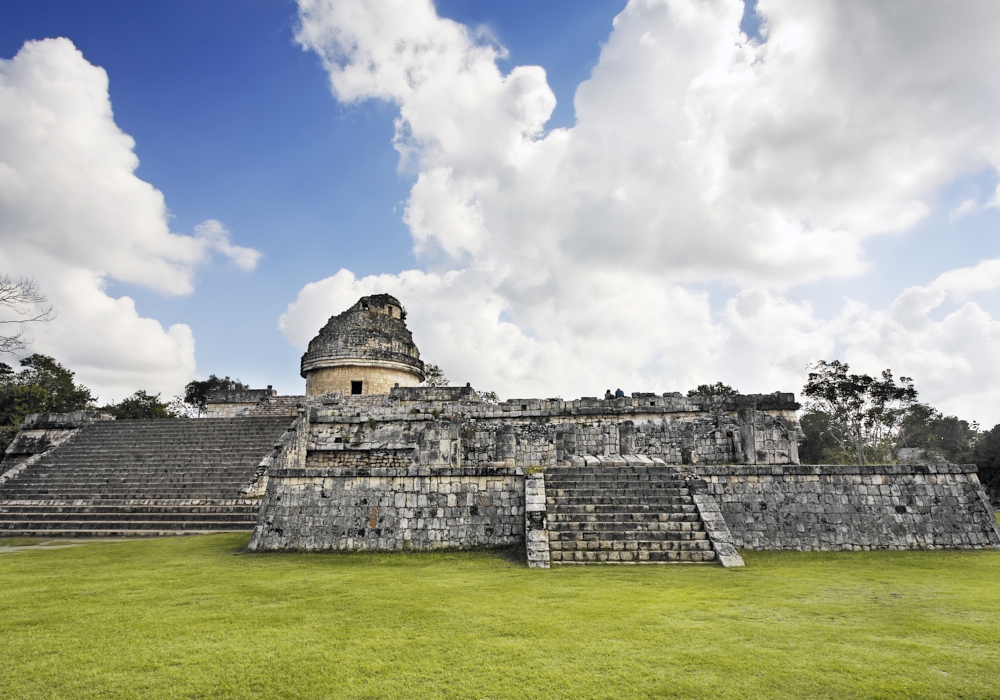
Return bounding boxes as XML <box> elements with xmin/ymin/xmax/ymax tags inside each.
<box><xmin>351</xmin><ymin>381</ymin><xmax>363</xmax><ymax>395</ymax></box>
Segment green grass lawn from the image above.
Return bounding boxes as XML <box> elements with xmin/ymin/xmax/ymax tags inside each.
<box><xmin>1</xmin><ymin>535</ymin><xmax>999</xmax><ymax>699</ymax></box>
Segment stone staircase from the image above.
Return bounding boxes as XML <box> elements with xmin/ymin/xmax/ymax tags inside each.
<box><xmin>0</xmin><ymin>417</ymin><xmax>294</xmax><ymax>537</ymax></box>
<box><xmin>544</xmin><ymin>465</ymin><xmax>717</xmax><ymax>564</ymax></box>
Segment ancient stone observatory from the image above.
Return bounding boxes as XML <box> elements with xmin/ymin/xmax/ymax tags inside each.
<box><xmin>248</xmin><ymin>386</ymin><xmax>1000</xmax><ymax>564</ymax></box>
<box><xmin>242</xmin><ymin>294</ymin><xmax>1000</xmax><ymax>564</ymax></box>
<box><xmin>300</xmin><ymin>294</ymin><xmax>425</xmax><ymax>396</ymax></box>
<box><xmin>247</xmin><ymin>387</ymin><xmax>810</xmax><ymax>561</ymax></box>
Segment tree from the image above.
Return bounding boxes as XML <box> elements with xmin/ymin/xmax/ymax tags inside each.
<box><xmin>0</xmin><ymin>276</ymin><xmax>53</xmax><ymax>352</ymax></box>
<box><xmin>422</xmin><ymin>364</ymin><xmax>449</xmax><ymax>387</ymax></box>
<box><xmin>183</xmin><ymin>375</ymin><xmax>248</xmax><ymax>416</ymax></box>
<box><xmin>973</xmin><ymin>424</ymin><xmax>1000</xmax><ymax>501</ymax></box>
<box><xmin>477</xmin><ymin>390</ymin><xmax>500</xmax><ymax>404</ymax></box>
<box><xmin>898</xmin><ymin>403</ymin><xmax>978</xmax><ymax>464</ymax></box>
<box><xmin>798</xmin><ymin>411</ymin><xmax>844</xmax><ymax>464</ymax></box>
<box><xmin>100</xmin><ymin>390</ymin><xmax>176</xmax><ymax>420</ymax></box>
<box><xmin>801</xmin><ymin>360</ymin><xmax>918</xmax><ymax>464</ymax></box>
<box><xmin>687</xmin><ymin>382</ymin><xmax>738</xmax><ymax>398</ymax></box>
<box><xmin>0</xmin><ymin>354</ymin><xmax>93</xmax><ymax>452</ymax></box>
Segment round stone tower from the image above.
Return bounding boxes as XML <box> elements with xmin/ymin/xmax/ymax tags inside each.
<box><xmin>300</xmin><ymin>294</ymin><xmax>426</xmax><ymax>396</ymax></box>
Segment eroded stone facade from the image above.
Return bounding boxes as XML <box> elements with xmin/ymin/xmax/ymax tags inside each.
<box><xmin>225</xmin><ymin>294</ymin><xmax>1000</xmax><ymax>560</ymax></box>
<box><xmin>304</xmin><ymin>364</ymin><xmax>423</xmax><ymax>396</ymax></box>
<box><xmin>205</xmin><ymin>388</ymin><xmax>278</xmax><ymax>418</ymax></box>
<box><xmin>692</xmin><ymin>464</ymin><xmax>1000</xmax><ymax>551</ymax></box>
<box><xmin>300</xmin><ymin>294</ymin><xmax>425</xmax><ymax>396</ymax></box>
<box><xmin>248</xmin><ymin>387</ymin><xmax>805</xmax><ymax>552</ymax></box>
<box><xmin>247</xmin><ymin>386</ymin><xmax>999</xmax><ymax>556</ymax></box>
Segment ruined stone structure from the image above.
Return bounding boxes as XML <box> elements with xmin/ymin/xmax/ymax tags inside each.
<box><xmin>244</xmin><ymin>296</ymin><xmax>999</xmax><ymax>563</ymax></box>
<box><xmin>205</xmin><ymin>387</ymin><xmax>279</xmax><ymax>418</ymax></box>
<box><xmin>300</xmin><ymin>294</ymin><xmax>425</xmax><ymax>396</ymax></box>
<box><xmin>689</xmin><ymin>464</ymin><xmax>1000</xmax><ymax>551</ymax></box>
<box><xmin>1</xmin><ymin>293</ymin><xmax>997</xmax><ymax>564</ymax></box>
<box><xmin>0</xmin><ymin>413</ymin><xmax>293</xmax><ymax>536</ymax></box>
<box><xmin>247</xmin><ymin>387</ymin><xmax>804</xmax><ymax>562</ymax></box>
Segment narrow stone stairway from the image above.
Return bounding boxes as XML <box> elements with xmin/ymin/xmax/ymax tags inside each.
<box><xmin>0</xmin><ymin>417</ymin><xmax>294</xmax><ymax>536</ymax></box>
<box><xmin>544</xmin><ymin>465</ymin><xmax>717</xmax><ymax>564</ymax></box>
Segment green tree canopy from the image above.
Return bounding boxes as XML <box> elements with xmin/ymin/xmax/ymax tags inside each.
<box><xmin>100</xmin><ymin>390</ymin><xmax>176</xmax><ymax>420</ymax></box>
<box><xmin>973</xmin><ymin>424</ymin><xmax>1000</xmax><ymax>500</ymax></box>
<box><xmin>183</xmin><ymin>375</ymin><xmax>248</xmax><ymax>416</ymax></box>
<box><xmin>898</xmin><ymin>403</ymin><xmax>978</xmax><ymax>464</ymax></box>
<box><xmin>801</xmin><ymin>360</ymin><xmax>918</xmax><ymax>464</ymax></box>
<box><xmin>797</xmin><ymin>411</ymin><xmax>843</xmax><ymax>464</ymax></box>
<box><xmin>0</xmin><ymin>354</ymin><xmax>94</xmax><ymax>451</ymax></box>
<box><xmin>687</xmin><ymin>382</ymin><xmax>738</xmax><ymax>398</ymax></box>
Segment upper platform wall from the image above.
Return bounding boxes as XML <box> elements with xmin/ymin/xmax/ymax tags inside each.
<box><xmin>305</xmin><ymin>390</ymin><xmax>803</xmax><ymax>467</ymax></box>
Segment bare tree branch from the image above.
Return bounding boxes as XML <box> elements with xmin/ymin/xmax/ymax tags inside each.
<box><xmin>0</xmin><ymin>275</ymin><xmax>54</xmax><ymax>353</ymax></box>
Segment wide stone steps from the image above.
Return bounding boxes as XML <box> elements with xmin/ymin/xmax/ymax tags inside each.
<box><xmin>548</xmin><ymin>504</ymin><xmax>699</xmax><ymax>515</ymax></box>
<box><xmin>547</xmin><ymin>497</ymin><xmax>695</xmax><ymax>507</ymax></box>
<box><xmin>543</xmin><ymin>465</ymin><xmax>716</xmax><ymax>565</ymax></box>
<box><xmin>549</xmin><ymin>521</ymin><xmax>707</xmax><ymax>534</ymax></box>
<box><xmin>545</xmin><ymin>481</ymin><xmax>691</xmax><ymax>489</ymax></box>
<box><xmin>547</xmin><ymin>512</ymin><xmax>702</xmax><ymax>523</ymax></box>
<box><xmin>3</xmin><ymin>485</ymin><xmax>255</xmax><ymax>495</ymax></box>
<box><xmin>0</xmin><ymin>417</ymin><xmax>292</xmax><ymax>537</ymax></box>
<box><xmin>0</xmin><ymin>503</ymin><xmax>257</xmax><ymax>514</ymax></box>
<box><xmin>4</xmin><ymin>480</ymin><xmax>256</xmax><ymax>491</ymax></box>
<box><xmin>0</xmin><ymin>528</ymin><xmax>252</xmax><ymax>537</ymax></box>
<box><xmin>0</xmin><ymin>498</ymin><xmax>257</xmax><ymax>507</ymax></box>
<box><xmin>4</xmin><ymin>475</ymin><xmax>255</xmax><ymax>484</ymax></box>
<box><xmin>545</xmin><ymin>525</ymin><xmax>707</xmax><ymax>539</ymax></box>
<box><xmin>549</xmin><ymin>549</ymin><xmax>716</xmax><ymax>564</ymax></box>
<box><xmin>553</xmin><ymin>537</ymin><xmax>712</xmax><ymax>550</ymax></box>
<box><xmin>3</xmin><ymin>519</ymin><xmax>254</xmax><ymax>531</ymax></box>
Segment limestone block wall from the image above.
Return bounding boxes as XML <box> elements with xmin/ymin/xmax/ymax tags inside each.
<box><xmin>524</xmin><ymin>472</ymin><xmax>550</xmax><ymax>568</ymax></box>
<box><xmin>239</xmin><ymin>395</ymin><xmax>307</xmax><ymax>417</ymax></box>
<box><xmin>306</xmin><ymin>449</ymin><xmax>415</xmax><ymax>469</ymax></box>
<box><xmin>305</xmin><ymin>364</ymin><xmax>422</xmax><ymax>396</ymax></box>
<box><xmin>450</xmin><ymin>393</ymin><xmax>802</xmax><ymax>468</ymax></box>
<box><xmin>204</xmin><ymin>402</ymin><xmax>260</xmax><ymax>418</ymax></box>
<box><xmin>1</xmin><ymin>411</ymin><xmax>113</xmax><ymax>474</ymax></box>
<box><xmin>460</xmin><ymin>411</ymin><xmax>799</xmax><ymax>468</ymax></box>
<box><xmin>288</xmin><ymin>391</ymin><xmax>803</xmax><ymax>471</ymax></box>
<box><xmin>205</xmin><ymin>388</ymin><xmax>278</xmax><ymax>418</ymax></box>
<box><xmin>692</xmin><ymin>464</ymin><xmax>1000</xmax><ymax>551</ymax></box>
<box><xmin>248</xmin><ymin>466</ymin><xmax>524</xmax><ymax>551</ymax></box>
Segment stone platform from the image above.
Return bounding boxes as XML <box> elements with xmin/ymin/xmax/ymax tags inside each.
<box><xmin>0</xmin><ymin>415</ymin><xmax>294</xmax><ymax>536</ymax></box>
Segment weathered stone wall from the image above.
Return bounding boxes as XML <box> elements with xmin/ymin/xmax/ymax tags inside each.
<box><xmin>248</xmin><ymin>391</ymin><xmax>806</xmax><ymax>553</ymax></box>
<box><xmin>1</xmin><ymin>411</ymin><xmax>113</xmax><ymax>474</ymax></box>
<box><xmin>248</xmin><ymin>466</ymin><xmax>524</xmax><ymax>551</ymax></box>
<box><xmin>457</xmin><ymin>394</ymin><xmax>802</xmax><ymax>468</ymax></box>
<box><xmin>306</xmin><ymin>449</ymin><xmax>414</xmax><ymax>469</ymax></box>
<box><xmin>305</xmin><ymin>364</ymin><xmax>423</xmax><ymax>396</ymax></box>
<box><xmin>692</xmin><ymin>464</ymin><xmax>1000</xmax><ymax>551</ymax></box>
<box><xmin>524</xmin><ymin>472</ymin><xmax>550</xmax><ymax>568</ymax></box>
<box><xmin>205</xmin><ymin>402</ymin><xmax>258</xmax><ymax>418</ymax></box>
<box><xmin>238</xmin><ymin>395</ymin><xmax>306</xmax><ymax>417</ymax></box>
<box><xmin>297</xmin><ymin>392</ymin><xmax>802</xmax><ymax>471</ymax></box>
<box><xmin>249</xmin><ymin>392</ymin><xmax>999</xmax><ymax>556</ymax></box>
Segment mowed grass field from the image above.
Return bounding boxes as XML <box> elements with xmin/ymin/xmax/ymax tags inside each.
<box><xmin>1</xmin><ymin>534</ymin><xmax>999</xmax><ymax>699</ymax></box>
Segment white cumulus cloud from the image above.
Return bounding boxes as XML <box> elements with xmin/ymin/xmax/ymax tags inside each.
<box><xmin>285</xmin><ymin>0</ymin><xmax>1000</xmax><ymax>425</ymax></box>
<box><xmin>0</xmin><ymin>38</ymin><xmax>260</xmax><ymax>401</ymax></box>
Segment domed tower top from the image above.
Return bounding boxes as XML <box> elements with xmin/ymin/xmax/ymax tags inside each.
<box><xmin>300</xmin><ymin>294</ymin><xmax>426</xmax><ymax>396</ymax></box>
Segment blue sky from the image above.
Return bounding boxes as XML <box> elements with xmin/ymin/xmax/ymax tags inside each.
<box><xmin>3</xmin><ymin>0</ymin><xmax>1000</xmax><ymax>424</ymax></box>
<box><xmin>0</xmin><ymin>0</ymin><xmax>634</xmax><ymax>391</ymax></box>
